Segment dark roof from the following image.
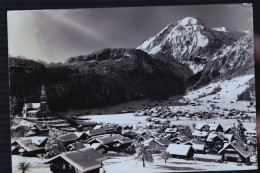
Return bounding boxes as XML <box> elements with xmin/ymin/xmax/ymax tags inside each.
<box><xmin>224</xmin><ymin>127</ymin><xmax>237</xmax><ymax>134</ymax></box>
<box><xmin>138</xmin><ymin>134</ymin><xmax>151</xmax><ymax>141</ymax></box>
<box><xmin>33</xmin><ymin>123</ymin><xmax>49</xmax><ymax>131</ymax></box>
<box><xmin>219</xmin><ymin>139</ymin><xmax>254</xmax><ymax>158</ymax></box>
<box><xmin>87</xmin><ymin>128</ymin><xmax>107</xmax><ymax>136</ymax></box>
<box><xmin>154</xmin><ymin>138</ymin><xmax>172</xmax><ymax>146</ymax></box>
<box><xmin>177</xmin><ymin>129</ymin><xmax>192</xmax><ymax>137</ymax></box>
<box><xmin>115</xmin><ymin>137</ymin><xmax>133</xmax><ymax>144</ymax></box>
<box><xmin>95</xmin><ymin>134</ymin><xmax>123</xmax><ymax>145</ymax></box>
<box><xmin>122</xmin><ymin>130</ymin><xmax>138</xmax><ymax>137</ymax></box>
<box><xmin>59</xmin><ymin>133</ymin><xmax>78</xmax><ymax>142</ymax></box>
<box><xmin>46</xmin><ymin>148</ymin><xmax>106</xmax><ymax>172</ymax></box>
<box><xmin>67</xmin><ymin>142</ymin><xmax>85</xmax><ymax>151</ymax></box>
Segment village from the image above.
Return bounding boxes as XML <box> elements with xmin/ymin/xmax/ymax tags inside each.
<box><xmin>10</xmin><ymin>86</ymin><xmax>257</xmax><ymax>173</ymax></box>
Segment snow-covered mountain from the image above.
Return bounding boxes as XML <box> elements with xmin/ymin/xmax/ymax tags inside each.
<box><xmin>137</xmin><ymin>17</ymin><xmax>244</xmax><ymax>74</ymax></box>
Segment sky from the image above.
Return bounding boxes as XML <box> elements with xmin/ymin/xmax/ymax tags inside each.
<box><xmin>7</xmin><ymin>4</ymin><xmax>253</xmax><ymax>63</ymax></box>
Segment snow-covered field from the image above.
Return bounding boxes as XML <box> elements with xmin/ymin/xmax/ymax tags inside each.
<box><xmin>183</xmin><ymin>74</ymin><xmax>255</xmax><ymax>111</ymax></box>
<box><xmin>12</xmin><ymin>155</ymin><xmax>51</xmax><ymax>173</ymax></box>
<box><xmin>103</xmin><ymin>154</ymin><xmax>257</xmax><ymax>173</ymax></box>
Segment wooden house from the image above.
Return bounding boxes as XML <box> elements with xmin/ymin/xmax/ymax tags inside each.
<box><xmin>206</xmin><ymin>132</ymin><xmax>233</xmax><ymax>153</ymax></box>
<box><xmin>122</xmin><ymin>130</ymin><xmax>138</xmax><ymax>139</ymax></box>
<box><xmin>208</xmin><ymin>123</ymin><xmax>223</xmax><ymax>132</ymax></box>
<box><xmin>192</xmin><ymin>130</ymin><xmax>208</xmax><ymax>141</ymax></box>
<box><xmin>195</xmin><ymin>123</ymin><xmax>210</xmax><ymax>132</ymax></box>
<box><xmin>218</xmin><ymin>139</ymin><xmax>254</xmax><ymax>163</ymax></box>
<box><xmin>184</xmin><ymin>139</ymin><xmax>205</xmax><ymax>154</ymax></box>
<box><xmin>66</xmin><ymin>141</ymin><xmax>85</xmax><ymax>151</ymax></box>
<box><xmin>29</xmin><ymin>123</ymin><xmax>49</xmax><ymax>136</ymax></box>
<box><xmin>86</xmin><ymin>128</ymin><xmax>107</xmax><ymax>137</ymax></box>
<box><xmin>11</xmin><ymin>137</ymin><xmax>47</xmax><ymax>157</ymax></box>
<box><xmin>46</xmin><ymin>148</ymin><xmax>107</xmax><ymax>173</ymax></box>
<box><xmin>193</xmin><ymin>154</ymin><xmax>222</xmax><ymax>163</ymax></box>
<box><xmin>224</xmin><ymin>127</ymin><xmax>237</xmax><ymax>135</ymax></box>
<box><xmin>59</xmin><ymin>133</ymin><xmax>79</xmax><ymax>147</ymax></box>
<box><xmin>166</xmin><ymin>144</ymin><xmax>195</xmax><ymax>160</ymax></box>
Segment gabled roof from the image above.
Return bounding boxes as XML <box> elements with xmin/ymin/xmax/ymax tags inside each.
<box><xmin>192</xmin><ymin>130</ymin><xmax>208</xmax><ymax>137</ymax></box>
<box><xmin>67</xmin><ymin>142</ymin><xmax>85</xmax><ymax>151</ymax></box>
<box><xmin>86</xmin><ymin>128</ymin><xmax>107</xmax><ymax>137</ymax></box>
<box><xmin>138</xmin><ymin>133</ymin><xmax>151</xmax><ymax>141</ymax></box>
<box><xmin>208</xmin><ymin>123</ymin><xmax>223</xmax><ymax>131</ymax></box>
<box><xmin>115</xmin><ymin>137</ymin><xmax>133</xmax><ymax>145</ymax></box>
<box><xmin>224</xmin><ymin>126</ymin><xmax>237</xmax><ymax>134</ymax></box>
<box><xmin>31</xmin><ymin>136</ymin><xmax>48</xmax><ymax>146</ymax></box>
<box><xmin>195</xmin><ymin>123</ymin><xmax>209</xmax><ymax>130</ymax></box>
<box><xmin>12</xmin><ymin>137</ymin><xmax>45</xmax><ymax>152</ymax></box>
<box><xmin>218</xmin><ymin>139</ymin><xmax>254</xmax><ymax>158</ymax></box>
<box><xmin>207</xmin><ymin>132</ymin><xmax>233</xmax><ymax>142</ymax></box>
<box><xmin>122</xmin><ymin>130</ymin><xmax>138</xmax><ymax>137</ymax></box>
<box><xmin>32</xmin><ymin>123</ymin><xmax>49</xmax><ymax>131</ymax></box>
<box><xmin>176</xmin><ymin>129</ymin><xmax>192</xmax><ymax>137</ymax></box>
<box><xmin>46</xmin><ymin>148</ymin><xmax>107</xmax><ymax>172</ymax></box>
<box><xmin>154</xmin><ymin>138</ymin><xmax>172</xmax><ymax>147</ymax></box>
<box><xmin>73</xmin><ymin>132</ymin><xmax>87</xmax><ymax>139</ymax></box>
<box><xmin>171</xmin><ymin>136</ymin><xmax>190</xmax><ymax>143</ymax></box>
<box><xmin>167</xmin><ymin>144</ymin><xmax>192</xmax><ymax>156</ymax></box>
<box><xmin>90</xmin><ymin>134</ymin><xmax>123</xmax><ymax>145</ymax></box>
<box><xmin>59</xmin><ymin>133</ymin><xmax>78</xmax><ymax>142</ymax></box>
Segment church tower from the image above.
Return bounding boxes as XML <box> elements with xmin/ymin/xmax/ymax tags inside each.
<box><xmin>40</xmin><ymin>85</ymin><xmax>49</xmax><ymax>117</ymax></box>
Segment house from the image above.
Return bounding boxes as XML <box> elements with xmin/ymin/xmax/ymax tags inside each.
<box><xmin>173</xmin><ymin>129</ymin><xmax>192</xmax><ymax>138</ymax></box>
<box><xmin>192</xmin><ymin>131</ymin><xmax>208</xmax><ymax>141</ymax></box>
<box><xmin>28</xmin><ymin>123</ymin><xmax>49</xmax><ymax>136</ymax></box>
<box><xmin>22</xmin><ymin>103</ymin><xmax>41</xmax><ymax>118</ymax></box>
<box><xmin>166</xmin><ymin>144</ymin><xmax>195</xmax><ymax>160</ymax></box>
<box><xmin>11</xmin><ymin>137</ymin><xmax>47</xmax><ymax>156</ymax></box>
<box><xmin>66</xmin><ymin>141</ymin><xmax>85</xmax><ymax>151</ymax></box>
<box><xmin>74</xmin><ymin>132</ymin><xmax>88</xmax><ymax>141</ymax></box>
<box><xmin>218</xmin><ymin>139</ymin><xmax>254</xmax><ymax>163</ymax></box>
<box><xmin>86</xmin><ymin>128</ymin><xmax>107</xmax><ymax>137</ymax></box>
<box><xmin>86</xmin><ymin>134</ymin><xmax>132</xmax><ymax>152</ymax></box>
<box><xmin>208</xmin><ymin>123</ymin><xmax>223</xmax><ymax>132</ymax></box>
<box><xmin>46</xmin><ymin>148</ymin><xmax>107</xmax><ymax>173</ymax></box>
<box><xmin>184</xmin><ymin>139</ymin><xmax>205</xmax><ymax>154</ymax></box>
<box><xmin>206</xmin><ymin>132</ymin><xmax>234</xmax><ymax>153</ymax></box>
<box><xmin>170</xmin><ymin>136</ymin><xmax>190</xmax><ymax>144</ymax></box>
<box><xmin>122</xmin><ymin>130</ymin><xmax>138</xmax><ymax>139</ymax></box>
<box><xmin>224</xmin><ymin>127</ymin><xmax>237</xmax><ymax>135</ymax></box>
<box><xmin>137</xmin><ymin>133</ymin><xmax>152</xmax><ymax>142</ymax></box>
<box><xmin>154</xmin><ymin>138</ymin><xmax>172</xmax><ymax>147</ymax></box>
<box><xmin>195</xmin><ymin>123</ymin><xmax>210</xmax><ymax>132</ymax></box>
<box><xmin>59</xmin><ymin>133</ymin><xmax>79</xmax><ymax>147</ymax></box>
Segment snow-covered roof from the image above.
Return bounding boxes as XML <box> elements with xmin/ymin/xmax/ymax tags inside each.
<box><xmin>165</xmin><ymin>128</ymin><xmax>178</xmax><ymax>133</ymax></box>
<box><xmin>31</xmin><ymin>136</ymin><xmax>48</xmax><ymax>146</ymax></box>
<box><xmin>166</xmin><ymin>144</ymin><xmax>192</xmax><ymax>156</ymax></box>
<box><xmin>192</xmin><ymin>130</ymin><xmax>208</xmax><ymax>137</ymax></box>
<box><xmin>208</xmin><ymin>123</ymin><xmax>222</xmax><ymax>131</ymax></box>
<box><xmin>24</xmin><ymin>103</ymin><xmax>41</xmax><ymax>108</ymax></box>
<box><xmin>192</xmin><ymin>143</ymin><xmax>205</xmax><ymax>151</ymax></box>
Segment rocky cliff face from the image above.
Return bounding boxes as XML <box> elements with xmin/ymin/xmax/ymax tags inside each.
<box><xmin>138</xmin><ymin>17</ymin><xmax>244</xmax><ymax>74</ymax></box>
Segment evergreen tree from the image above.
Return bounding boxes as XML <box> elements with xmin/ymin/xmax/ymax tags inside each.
<box><xmin>235</xmin><ymin>119</ymin><xmax>246</xmax><ymax>142</ymax></box>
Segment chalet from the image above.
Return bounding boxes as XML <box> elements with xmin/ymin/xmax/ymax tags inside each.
<box><xmin>22</xmin><ymin>103</ymin><xmax>41</xmax><ymax>118</ymax></box>
<box><xmin>224</xmin><ymin>127</ymin><xmax>237</xmax><ymax>135</ymax></box>
<box><xmin>86</xmin><ymin>128</ymin><xmax>107</xmax><ymax>137</ymax></box>
<box><xmin>66</xmin><ymin>141</ymin><xmax>85</xmax><ymax>151</ymax></box>
<box><xmin>74</xmin><ymin>132</ymin><xmax>89</xmax><ymax>141</ymax></box>
<box><xmin>154</xmin><ymin>138</ymin><xmax>172</xmax><ymax>147</ymax></box>
<box><xmin>184</xmin><ymin>139</ymin><xmax>205</xmax><ymax>154</ymax></box>
<box><xmin>46</xmin><ymin>148</ymin><xmax>107</xmax><ymax>173</ymax></box>
<box><xmin>137</xmin><ymin>133</ymin><xmax>152</xmax><ymax>142</ymax></box>
<box><xmin>103</xmin><ymin>125</ymin><xmax>119</xmax><ymax>134</ymax></box>
<box><xmin>87</xmin><ymin>134</ymin><xmax>132</xmax><ymax>152</ymax></box>
<box><xmin>195</xmin><ymin>123</ymin><xmax>210</xmax><ymax>132</ymax></box>
<box><xmin>122</xmin><ymin>130</ymin><xmax>138</xmax><ymax>139</ymax></box>
<box><xmin>166</xmin><ymin>144</ymin><xmax>195</xmax><ymax>160</ymax></box>
<box><xmin>170</xmin><ymin>136</ymin><xmax>190</xmax><ymax>144</ymax></box>
<box><xmin>192</xmin><ymin>131</ymin><xmax>208</xmax><ymax>141</ymax></box>
<box><xmin>59</xmin><ymin>133</ymin><xmax>79</xmax><ymax>147</ymax></box>
<box><xmin>206</xmin><ymin>132</ymin><xmax>233</xmax><ymax>153</ymax></box>
<box><xmin>173</xmin><ymin>129</ymin><xmax>192</xmax><ymax>138</ymax></box>
<box><xmin>11</xmin><ymin>137</ymin><xmax>47</xmax><ymax>157</ymax></box>
<box><xmin>208</xmin><ymin>123</ymin><xmax>223</xmax><ymax>132</ymax></box>
<box><xmin>218</xmin><ymin>139</ymin><xmax>254</xmax><ymax>163</ymax></box>
<box><xmin>28</xmin><ymin>123</ymin><xmax>49</xmax><ymax>136</ymax></box>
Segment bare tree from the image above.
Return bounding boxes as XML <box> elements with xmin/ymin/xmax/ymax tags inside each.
<box><xmin>17</xmin><ymin>161</ymin><xmax>31</xmax><ymax>173</ymax></box>
<box><xmin>135</xmin><ymin>146</ymin><xmax>154</xmax><ymax>167</ymax></box>
<box><xmin>161</xmin><ymin>150</ymin><xmax>171</xmax><ymax>163</ymax></box>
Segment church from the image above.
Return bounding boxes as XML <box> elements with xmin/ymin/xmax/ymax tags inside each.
<box><xmin>22</xmin><ymin>85</ymin><xmax>50</xmax><ymax>118</ymax></box>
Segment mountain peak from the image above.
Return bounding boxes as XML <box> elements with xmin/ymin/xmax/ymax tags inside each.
<box><xmin>177</xmin><ymin>17</ymin><xmax>205</xmax><ymax>26</ymax></box>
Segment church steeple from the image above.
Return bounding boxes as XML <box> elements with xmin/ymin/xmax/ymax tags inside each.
<box><xmin>41</xmin><ymin>85</ymin><xmax>47</xmax><ymax>102</ymax></box>
<box><xmin>40</xmin><ymin>85</ymin><xmax>49</xmax><ymax>117</ymax></box>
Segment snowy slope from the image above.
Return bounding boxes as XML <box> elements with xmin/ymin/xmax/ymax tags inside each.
<box><xmin>138</xmin><ymin>17</ymin><xmax>244</xmax><ymax>74</ymax></box>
